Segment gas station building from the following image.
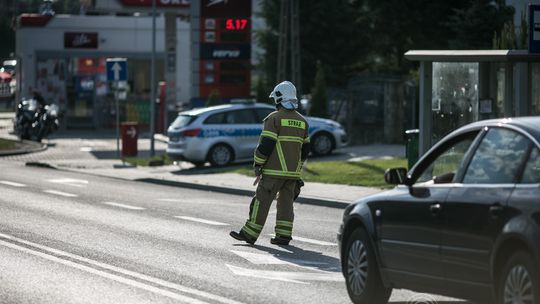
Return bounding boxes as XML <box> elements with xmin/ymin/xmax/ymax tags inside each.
<box><xmin>14</xmin><ymin>0</ymin><xmax>253</xmax><ymax>130</ymax></box>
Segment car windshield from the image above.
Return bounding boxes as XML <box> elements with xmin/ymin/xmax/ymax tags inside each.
<box><xmin>171</xmin><ymin>115</ymin><xmax>196</xmax><ymax>129</ymax></box>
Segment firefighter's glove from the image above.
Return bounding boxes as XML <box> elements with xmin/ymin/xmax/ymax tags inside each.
<box><xmin>254</xmin><ymin>166</ymin><xmax>263</xmax><ymax>177</ymax></box>
<box><xmin>294</xmin><ymin>179</ymin><xmax>305</xmax><ymax>200</ymax></box>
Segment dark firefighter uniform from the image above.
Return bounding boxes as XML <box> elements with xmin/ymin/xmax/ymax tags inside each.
<box><xmin>238</xmin><ymin>108</ymin><xmax>310</xmax><ymax>244</ymax></box>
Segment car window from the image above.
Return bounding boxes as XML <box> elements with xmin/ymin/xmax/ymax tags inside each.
<box><xmin>255</xmin><ymin>108</ymin><xmax>273</xmax><ymax>121</ymax></box>
<box><xmin>522</xmin><ymin>147</ymin><xmax>540</xmax><ymax>183</ymax></box>
<box><xmin>171</xmin><ymin>115</ymin><xmax>196</xmax><ymax>129</ymax></box>
<box><xmin>416</xmin><ymin>136</ymin><xmax>475</xmax><ymax>184</ymax></box>
<box><xmin>204</xmin><ymin>112</ymin><xmax>226</xmax><ymax>124</ymax></box>
<box><xmin>225</xmin><ymin>109</ymin><xmax>258</xmax><ymax>124</ymax></box>
<box><xmin>463</xmin><ymin>128</ymin><xmax>530</xmax><ymax>184</ymax></box>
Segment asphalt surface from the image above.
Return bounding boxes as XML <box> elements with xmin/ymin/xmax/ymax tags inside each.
<box><xmin>0</xmin><ymin>161</ymin><xmax>469</xmax><ymax>304</ymax></box>
<box><xmin>0</xmin><ymin>114</ymin><xmax>467</xmax><ymax>303</ymax></box>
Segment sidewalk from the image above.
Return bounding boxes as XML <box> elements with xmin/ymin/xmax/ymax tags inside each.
<box><xmin>33</xmin><ymin>161</ymin><xmax>384</xmax><ymax>208</ymax></box>
<box><xmin>18</xmin><ymin>142</ymin><xmax>397</xmax><ymax>208</ymax></box>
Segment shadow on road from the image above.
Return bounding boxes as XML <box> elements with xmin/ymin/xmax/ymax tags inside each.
<box><xmin>390</xmin><ymin>302</ymin><xmax>468</xmax><ymax>304</ymax></box>
<box><xmin>90</xmin><ymin>149</ymin><xmax>166</xmax><ymax>160</ymax></box>
<box><xmin>233</xmin><ymin>243</ymin><xmax>342</xmax><ymax>273</ymax></box>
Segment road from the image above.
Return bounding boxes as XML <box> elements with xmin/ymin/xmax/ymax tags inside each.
<box><xmin>0</xmin><ymin>161</ymin><xmax>467</xmax><ymax>304</ymax></box>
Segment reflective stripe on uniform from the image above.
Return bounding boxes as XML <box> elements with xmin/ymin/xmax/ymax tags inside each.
<box><xmin>275</xmin><ymin>228</ymin><xmax>292</xmax><ymax>237</ymax></box>
<box><xmin>276</xmin><ymin>220</ymin><xmax>293</xmax><ymax>228</ymax></box>
<box><xmin>253</xmin><ymin>153</ymin><xmax>266</xmax><ymax>165</ymax></box>
<box><xmin>278</xmin><ymin>135</ymin><xmax>304</xmax><ymax>144</ymax></box>
<box><xmin>250</xmin><ymin>199</ymin><xmax>260</xmax><ymax>223</ymax></box>
<box><xmin>246</xmin><ymin>221</ymin><xmax>263</xmax><ymax>231</ymax></box>
<box><xmin>242</xmin><ymin>225</ymin><xmax>260</xmax><ymax>238</ymax></box>
<box><xmin>303</xmin><ymin>136</ymin><xmax>310</xmax><ymax>143</ymax></box>
<box><xmin>275</xmin><ymin>141</ymin><xmax>288</xmax><ymax>172</ymax></box>
<box><xmin>260</xmin><ymin>130</ymin><xmax>278</xmax><ymax>140</ymax></box>
<box><xmin>262</xmin><ymin>169</ymin><xmax>301</xmax><ymax>178</ymax></box>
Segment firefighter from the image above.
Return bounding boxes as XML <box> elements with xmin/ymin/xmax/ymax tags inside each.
<box><xmin>230</xmin><ymin>81</ymin><xmax>310</xmax><ymax>246</ymax></box>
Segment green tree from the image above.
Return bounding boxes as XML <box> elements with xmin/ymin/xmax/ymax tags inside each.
<box><xmin>309</xmin><ymin>61</ymin><xmax>328</xmax><ymax>118</ymax></box>
<box><xmin>448</xmin><ymin>0</ymin><xmax>514</xmax><ymax>50</ymax></box>
<box><xmin>0</xmin><ymin>18</ymin><xmax>15</xmax><ymax>60</ymax></box>
<box><xmin>205</xmin><ymin>90</ymin><xmax>221</xmax><ymax>107</ymax></box>
<box><xmin>493</xmin><ymin>18</ymin><xmax>516</xmax><ymax>49</ymax></box>
<box><xmin>519</xmin><ymin>7</ymin><xmax>528</xmax><ymax>49</ymax></box>
<box><xmin>254</xmin><ymin>76</ymin><xmax>270</xmax><ymax>104</ymax></box>
<box><xmin>351</xmin><ymin>0</ymin><xmax>470</xmax><ymax>73</ymax></box>
<box><xmin>257</xmin><ymin>0</ymin><xmax>365</xmax><ymax>91</ymax></box>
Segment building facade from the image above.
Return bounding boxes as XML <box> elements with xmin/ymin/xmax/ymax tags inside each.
<box><xmin>16</xmin><ymin>14</ymin><xmax>190</xmax><ymax>129</ymax></box>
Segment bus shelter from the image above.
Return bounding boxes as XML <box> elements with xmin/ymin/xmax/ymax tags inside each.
<box><xmin>405</xmin><ymin>50</ymin><xmax>540</xmax><ymax>155</ymax></box>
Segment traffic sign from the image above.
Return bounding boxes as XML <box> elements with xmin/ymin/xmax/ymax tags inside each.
<box><xmin>106</xmin><ymin>58</ymin><xmax>127</xmax><ymax>82</ymax></box>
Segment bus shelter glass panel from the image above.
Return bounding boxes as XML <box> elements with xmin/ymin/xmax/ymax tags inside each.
<box><xmin>432</xmin><ymin>62</ymin><xmax>479</xmax><ymax>143</ymax></box>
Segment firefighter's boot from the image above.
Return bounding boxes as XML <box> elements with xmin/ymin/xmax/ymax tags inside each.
<box><xmin>229</xmin><ymin>230</ymin><xmax>255</xmax><ymax>245</ymax></box>
<box><xmin>270</xmin><ymin>236</ymin><xmax>291</xmax><ymax>246</ymax></box>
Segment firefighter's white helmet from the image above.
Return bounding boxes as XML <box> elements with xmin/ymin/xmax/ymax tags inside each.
<box><xmin>269</xmin><ymin>81</ymin><xmax>298</xmax><ymax>110</ymax></box>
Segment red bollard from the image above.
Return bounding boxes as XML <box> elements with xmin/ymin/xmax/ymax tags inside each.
<box><xmin>121</xmin><ymin>122</ymin><xmax>138</xmax><ymax>157</ymax></box>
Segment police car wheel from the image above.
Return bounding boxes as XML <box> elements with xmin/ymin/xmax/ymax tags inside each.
<box><xmin>312</xmin><ymin>133</ymin><xmax>333</xmax><ymax>156</ymax></box>
<box><xmin>208</xmin><ymin>144</ymin><xmax>234</xmax><ymax>166</ymax></box>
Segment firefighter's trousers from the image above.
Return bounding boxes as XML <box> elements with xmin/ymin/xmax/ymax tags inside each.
<box><xmin>240</xmin><ymin>175</ymin><xmax>297</xmax><ymax>242</ymax></box>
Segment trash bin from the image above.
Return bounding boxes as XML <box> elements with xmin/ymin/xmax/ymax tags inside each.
<box><xmin>121</xmin><ymin>122</ymin><xmax>138</xmax><ymax>157</ymax></box>
<box><xmin>405</xmin><ymin>129</ymin><xmax>419</xmax><ymax>170</ymax></box>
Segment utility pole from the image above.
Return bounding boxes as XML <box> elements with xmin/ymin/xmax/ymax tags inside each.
<box><xmin>150</xmin><ymin>0</ymin><xmax>156</xmax><ymax>157</ymax></box>
<box><xmin>276</xmin><ymin>0</ymin><xmax>301</xmax><ymax>96</ymax></box>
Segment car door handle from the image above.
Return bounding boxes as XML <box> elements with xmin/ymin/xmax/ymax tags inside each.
<box><xmin>430</xmin><ymin>203</ymin><xmax>442</xmax><ymax>216</ymax></box>
<box><xmin>489</xmin><ymin>203</ymin><xmax>504</xmax><ymax>217</ymax></box>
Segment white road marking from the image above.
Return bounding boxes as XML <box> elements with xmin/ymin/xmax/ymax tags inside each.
<box><xmin>47</xmin><ymin>178</ymin><xmax>89</xmax><ymax>188</ymax></box>
<box><xmin>174</xmin><ymin>216</ymin><xmax>229</xmax><ymax>226</ymax></box>
<box><xmin>268</xmin><ymin>235</ymin><xmax>337</xmax><ymax>246</ymax></box>
<box><xmin>103</xmin><ymin>202</ymin><xmax>146</xmax><ymax>210</ymax></box>
<box><xmin>43</xmin><ymin>190</ymin><xmax>78</xmax><ymax>197</ymax></box>
<box><xmin>157</xmin><ymin>198</ymin><xmax>185</xmax><ymax>203</ymax></box>
<box><xmin>230</xmin><ymin>250</ymin><xmax>327</xmax><ymax>267</ymax></box>
<box><xmin>0</xmin><ymin>180</ymin><xmax>26</xmax><ymax>187</ymax></box>
<box><xmin>80</xmin><ymin>147</ymin><xmax>93</xmax><ymax>152</ymax></box>
<box><xmin>226</xmin><ymin>264</ymin><xmax>344</xmax><ymax>284</ymax></box>
<box><xmin>0</xmin><ymin>233</ymin><xmax>245</xmax><ymax>304</ymax></box>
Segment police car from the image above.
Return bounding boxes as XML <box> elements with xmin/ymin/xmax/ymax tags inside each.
<box><xmin>166</xmin><ymin>102</ymin><xmax>347</xmax><ymax>166</ymax></box>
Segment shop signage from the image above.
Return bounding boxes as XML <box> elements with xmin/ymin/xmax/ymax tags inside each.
<box><xmin>121</xmin><ymin>0</ymin><xmax>189</xmax><ymax>7</ymax></box>
<box><xmin>529</xmin><ymin>4</ymin><xmax>540</xmax><ymax>53</ymax></box>
<box><xmin>201</xmin><ymin>0</ymin><xmax>251</xmax><ymax>18</ymax></box>
<box><xmin>64</xmin><ymin>32</ymin><xmax>98</xmax><ymax>49</ymax></box>
<box><xmin>200</xmin><ymin>44</ymin><xmax>250</xmax><ymax>60</ymax></box>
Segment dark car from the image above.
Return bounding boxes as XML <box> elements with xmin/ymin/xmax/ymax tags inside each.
<box><xmin>338</xmin><ymin>117</ymin><xmax>540</xmax><ymax>304</ymax></box>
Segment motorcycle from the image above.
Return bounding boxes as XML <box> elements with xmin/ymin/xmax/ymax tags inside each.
<box><xmin>14</xmin><ymin>98</ymin><xmax>60</xmax><ymax>142</ymax></box>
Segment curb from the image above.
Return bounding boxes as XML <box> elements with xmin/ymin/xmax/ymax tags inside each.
<box><xmin>134</xmin><ymin>178</ymin><xmax>350</xmax><ymax>209</ymax></box>
<box><xmin>0</xmin><ymin>139</ymin><xmax>48</xmax><ymax>156</ymax></box>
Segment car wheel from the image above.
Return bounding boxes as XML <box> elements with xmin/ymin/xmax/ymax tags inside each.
<box><xmin>498</xmin><ymin>251</ymin><xmax>540</xmax><ymax>304</ymax></box>
<box><xmin>345</xmin><ymin>228</ymin><xmax>392</xmax><ymax>304</ymax></box>
<box><xmin>311</xmin><ymin>133</ymin><xmax>333</xmax><ymax>156</ymax></box>
<box><xmin>208</xmin><ymin>144</ymin><xmax>233</xmax><ymax>166</ymax></box>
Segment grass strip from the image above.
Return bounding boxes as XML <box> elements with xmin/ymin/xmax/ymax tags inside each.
<box><xmin>229</xmin><ymin>158</ymin><xmax>407</xmax><ymax>188</ymax></box>
<box><xmin>0</xmin><ymin>138</ymin><xmax>16</xmax><ymax>151</ymax></box>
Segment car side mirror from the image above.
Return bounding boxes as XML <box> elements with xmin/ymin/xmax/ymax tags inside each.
<box><xmin>384</xmin><ymin>167</ymin><xmax>409</xmax><ymax>185</ymax></box>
